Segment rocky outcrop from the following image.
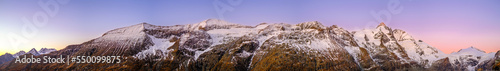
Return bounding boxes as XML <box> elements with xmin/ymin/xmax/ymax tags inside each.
<box><xmin>477</xmin><ymin>50</ymin><xmax>500</xmax><ymax>71</ymax></box>
<box><xmin>429</xmin><ymin>57</ymin><xmax>460</xmax><ymax>71</ymax></box>
<box><xmin>38</xmin><ymin>48</ymin><xmax>57</xmax><ymax>54</ymax></box>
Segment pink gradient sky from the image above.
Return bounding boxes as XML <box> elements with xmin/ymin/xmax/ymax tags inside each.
<box><xmin>1</xmin><ymin>0</ymin><xmax>499</xmax><ymax>54</ymax></box>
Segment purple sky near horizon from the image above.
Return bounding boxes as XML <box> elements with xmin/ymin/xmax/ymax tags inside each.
<box><xmin>1</xmin><ymin>0</ymin><xmax>499</xmax><ymax>54</ymax></box>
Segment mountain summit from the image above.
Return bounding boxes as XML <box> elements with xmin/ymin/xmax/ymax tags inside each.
<box><xmin>453</xmin><ymin>46</ymin><xmax>487</xmax><ymax>56</ymax></box>
<box><xmin>27</xmin><ymin>48</ymin><xmax>40</xmax><ymax>56</ymax></box>
<box><xmin>460</xmin><ymin>46</ymin><xmax>486</xmax><ymax>53</ymax></box>
<box><xmin>1</xmin><ymin>19</ymin><xmax>499</xmax><ymax>71</ymax></box>
<box><xmin>377</xmin><ymin>22</ymin><xmax>387</xmax><ymax>27</ymax></box>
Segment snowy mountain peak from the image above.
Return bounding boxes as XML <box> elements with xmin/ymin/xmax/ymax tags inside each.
<box><xmin>27</xmin><ymin>48</ymin><xmax>40</xmax><ymax>56</ymax></box>
<box><xmin>2</xmin><ymin>53</ymin><xmax>12</xmax><ymax>56</ymax></box>
<box><xmin>377</xmin><ymin>22</ymin><xmax>387</xmax><ymax>27</ymax></box>
<box><xmin>8</xmin><ymin>48</ymin><xmax>57</xmax><ymax>58</ymax></box>
<box><xmin>393</xmin><ymin>29</ymin><xmax>415</xmax><ymax>41</ymax></box>
<box><xmin>458</xmin><ymin>46</ymin><xmax>486</xmax><ymax>53</ymax></box>
<box><xmin>140</xmin><ymin>22</ymin><xmax>150</xmax><ymax>25</ymax></box>
<box><xmin>375</xmin><ymin>22</ymin><xmax>391</xmax><ymax>34</ymax></box>
<box><xmin>446</xmin><ymin>46</ymin><xmax>495</xmax><ymax>70</ymax></box>
<box><xmin>296</xmin><ymin>21</ymin><xmax>326</xmax><ymax>30</ymax></box>
<box><xmin>97</xmin><ymin>22</ymin><xmax>148</xmax><ymax>42</ymax></box>
<box><xmin>189</xmin><ymin>19</ymin><xmax>241</xmax><ymax>31</ymax></box>
<box><xmin>103</xmin><ymin>23</ymin><xmax>146</xmax><ymax>36</ymax></box>
<box><xmin>452</xmin><ymin>46</ymin><xmax>487</xmax><ymax>56</ymax></box>
<box><xmin>28</xmin><ymin>48</ymin><xmax>37</xmax><ymax>52</ymax></box>
<box><xmin>4</xmin><ymin>20</ymin><xmax>499</xmax><ymax>71</ymax></box>
<box><xmin>1</xmin><ymin>53</ymin><xmax>13</xmax><ymax>58</ymax></box>
<box><xmin>39</xmin><ymin>48</ymin><xmax>57</xmax><ymax>54</ymax></box>
<box><xmin>203</xmin><ymin>19</ymin><xmax>239</xmax><ymax>26</ymax></box>
<box><xmin>140</xmin><ymin>22</ymin><xmax>155</xmax><ymax>29</ymax></box>
<box><xmin>13</xmin><ymin>51</ymin><xmax>26</xmax><ymax>58</ymax></box>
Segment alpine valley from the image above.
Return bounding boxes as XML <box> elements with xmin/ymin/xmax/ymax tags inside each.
<box><xmin>0</xmin><ymin>19</ymin><xmax>499</xmax><ymax>71</ymax></box>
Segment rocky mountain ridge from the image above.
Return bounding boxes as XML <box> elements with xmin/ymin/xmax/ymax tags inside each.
<box><xmin>0</xmin><ymin>19</ymin><xmax>499</xmax><ymax>71</ymax></box>
<box><xmin>0</xmin><ymin>48</ymin><xmax>57</xmax><ymax>65</ymax></box>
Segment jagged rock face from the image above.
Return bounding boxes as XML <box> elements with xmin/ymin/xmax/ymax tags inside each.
<box><xmin>27</xmin><ymin>48</ymin><xmax>40</xmax><ymax>56</ymax></box>
<box><xmin>429</xmin><ymin>57</ymin><xmax>460</xmax><ymax>71</ymax></box>
<box><xmin>247</xmin><ymin>22</ymin><xmax>360</xmax><ymax>70</ymax></box>
<box><xmin>472</xmin><ymin>50</ymin><xmax>500</xmax><ymax>71</ymax></box>
<box><xmin>351</xmin><ymin>23</ymin><xmax>423</xmax><ymax>70</ymax></box>
<box><xmin>8</xmin><ymin>48</ymin><xmax>57</xmax><ymax>59</ymax></box>
<box><xmin>39</xmin><ymin>48</ymin><xmax>57</xmax><ymax>54</ymax></box>
<box><xmin>495</xmin><ymin>51</ymin><xmax>500</xmax><ymax>69</ymax></box>
<box><xmin>0</xmin><ymin>19</ymin><xmax>498</xmax><ymax>71</ymax></box>
<box><xmin>13</xmin><ymin>51</ymin><xmax>26</xmax><ymax>58</ymax></box>
<box><xmin>0</xmin><ymin>53</ymin><xmax>14</xmax><ymax>65</ymax></box>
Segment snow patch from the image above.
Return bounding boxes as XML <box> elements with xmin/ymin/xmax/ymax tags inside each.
<box><xmin>97</xmin><ymin>23</ymin><xmax>147</xmax><ymax>43</ymax></box>
<box><xmin>133</xmin><ymin>35</ymin><xmax>175</xmax><ymax>59</ymax></box>
<box><xmin>343</xmin><ymin>46</ymin><xmax>363</xmax><ymax>69</ymax></box>
<box><xmin>207</xmin><ymin>24</ymin><xmax>269</xmax><ymax>46</ymax></box>
<box><xmin>194</xmin><ymin>47</ymin><xmax>213</xmax><ymax>60</ymax></box>
<box><xmin>309</xmin><ymin>39</ymin><xmax>333</xmax><ymax>50</ymax></box>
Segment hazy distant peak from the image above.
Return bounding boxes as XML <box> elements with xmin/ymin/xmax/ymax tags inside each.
<box><xmin>452</xmin><ymin>46</ymin><xmax>487</xmax><ymax>56</ymax></box>
<box><xmin>457</xmin><ymin>46</ymin><xmax>486</xmax><ymax>53</ymax></box>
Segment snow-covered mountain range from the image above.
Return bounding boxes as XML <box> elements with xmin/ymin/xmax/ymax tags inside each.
<box><xmin>1</xmin><ymin>19</ymin><xmax>499</xmax><ymax>71</ymax></box>
<box><xmin>9</xmin><ymin>48</ymin><xmax>57</xmax><ymax>58</ymax></box>
<box><xmin>0</xmin><ymin>48</ymin><xmax>56</xmax><ymax>65</ymax></box>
